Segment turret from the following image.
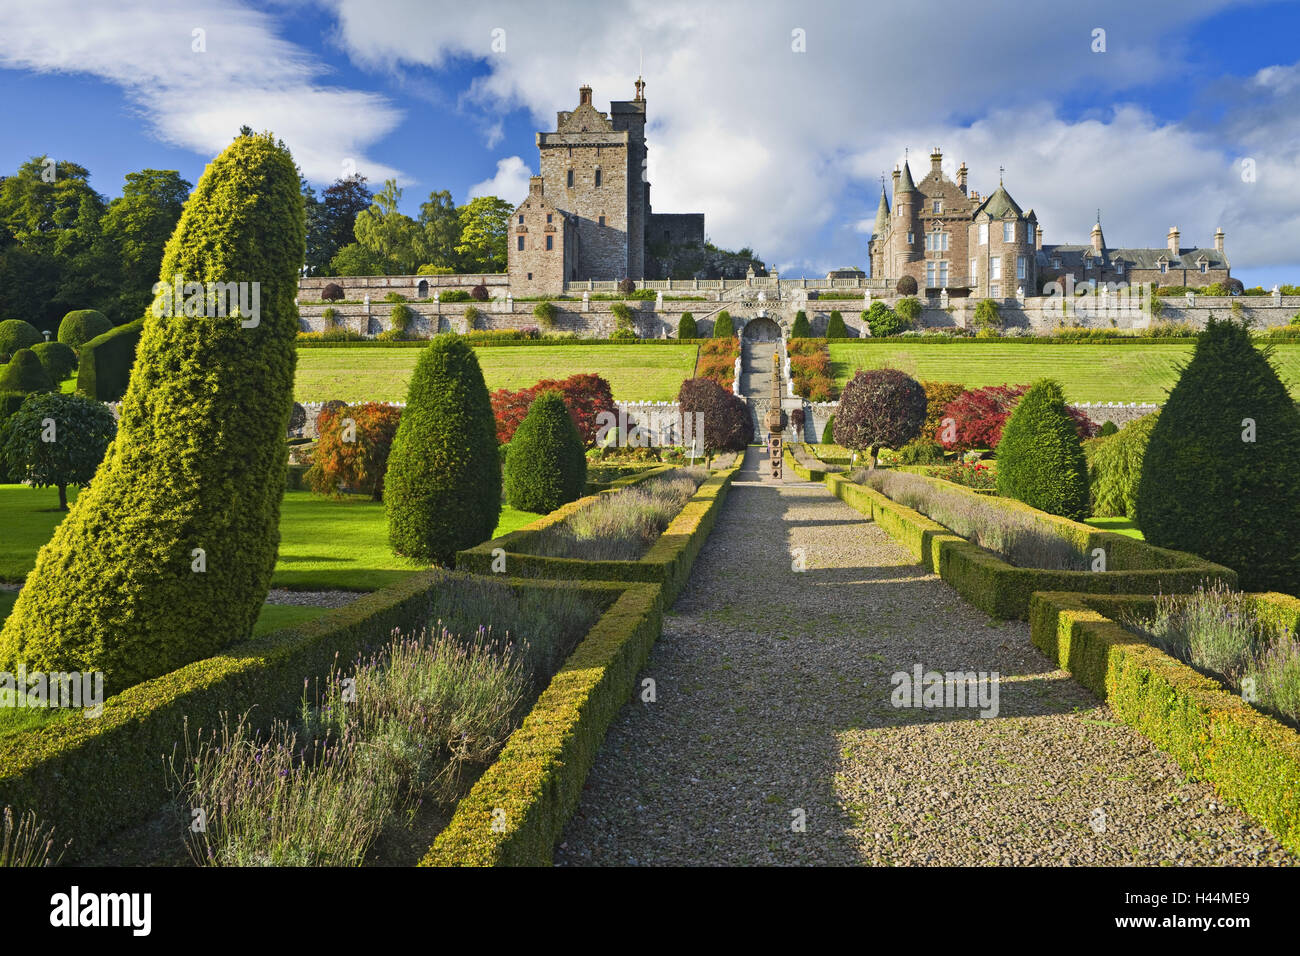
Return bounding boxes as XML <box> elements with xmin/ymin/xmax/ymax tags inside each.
<box><xmin>1091</xmin><ymin>218</ymin><xmax>1105</xmax><ymax>257</ymax></box>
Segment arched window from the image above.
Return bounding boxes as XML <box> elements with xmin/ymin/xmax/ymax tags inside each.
<box><xmin>417</xmin><ymin>279</ymin><xmax>429</xmax><ymax>299</ymax></box>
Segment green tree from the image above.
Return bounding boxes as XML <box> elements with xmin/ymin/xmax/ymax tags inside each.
<box><xmin>790</xmin><ymin>310</ymin><xmax>811</xmax><ymax>337</ymax></box>
<box><xmin>995</xmin><ymin>379</ymin><xmax>1090</xmax><ymax>520</ymax></box>
<box><xmin>353</xmin><ymin>179</ymin><xmax>422</xmax><ymax>274</ymax></box>
<box><xmin>0</xmin><ymin>131</ymin><xmax>306</xmax><ymax>692</ymax></box>
<box><xmin>416</xmin><ymin>189</ymin><xmax>462</xmax><ymax>272</ymax></box>
<box><xmin>307</xmin><ymin>175</ymin><xmax>372</xmax><ymax>275</ymax></box>
<box><xmin>94</xmin><ymin>170</ymin><xmax>191</xmax><ymax>323</ymax></box>
<box><xmin>57</xmin><ymin>309</ymin><xmax>112</xmax><ymax>349</ymax></box>
<box><xmin>677</xmin><ymin>312</ymin><xmax>698</xmax><ymax>339</ymax></box>
<box><xmin>1136</xmin><ymin>318</ymin><xmax>1300</xmax><ymax>590</ymax></box>
<box><xmin>385</xmin><ymin>334</ymin><xmax>501</xmax><ymax>564</ymax></box>
<box><xmin>826</xmin><ymin>310</ymin><xmax>848</xmax><ymax>339</ymax></box>
<box><xmin>504</xmin><ymin>391</ymin><xmax>588</xmax><ymax>513</ymax></box>
<box><xmin>713</xmin><ymin>310</ymin><xmax>735</xmax><ymax>338</ymax></box>
<box><xmin>329</xmin><ymin>241</ymin><xmax>384</xmax><ymax>276</ymax></box>
<box><xmin>0</xmin><ymin>348</ymin><xmax>53</xmax><ymax>393</ymax></box>
<box><xmin>454</xmin><ymin>196</ymin><xmax>512</xmax><ymax>273</ymax></box>
<box><xmin>0</xmin><ymin>392</ymin><xmax>116</xmax><ymax>509</ymax></box>
<box><xmin>974</xmin><ymin>298</ymin><xmax>1002</xmax><ymax>331</ymax></box>
<box><xmin>863</xmin><ymin>301</ymin><xmax>905</xmax><ymax>337</ymax></box>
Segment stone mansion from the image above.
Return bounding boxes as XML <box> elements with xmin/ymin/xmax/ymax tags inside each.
<box><xmin>868</xmin><ymin>148</ymin><xmax>1230</xmax><ymax>295</ymax></box>
<box><xmin>508</xmin><ymin>80</ymin><xmax>706</xmax><ymax>296</ymax></box>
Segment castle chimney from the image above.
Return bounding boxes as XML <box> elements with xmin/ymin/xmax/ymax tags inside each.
<box><xmin>528</xmin><ymin>176</ymin><xmax>544</xmax><ymax>197</ymax></box>
<box><xmin>1214</xmin><ymin>227</ymin><xmax>1225</xmax><ymax>254</ymax></box>
<box><xmin>634</xmin><ymin>76</ymin><xmax>645</xmax><ymax>102</ymax></box>
<box><xmin>1035</xmin><ymin>225</ymin><xmax>1043</xmax><ymax>250</ymax></box>
<box><xmin>957</xmin><ymin>162</ymin><xmax>968</xmax><ymax>194</ymax></box>
<box><xmin>930</xmin><ymin>147</ymin><xmax>943</xmax><ymax>175</ymax></box>
<box><xmin>1090</xmin><ymin>221</ymin><xmax>1104</xmax><ymax>256</ymax></box>
<box><xmin>1167</xmin><ymin>226</ymin><xmax>1180</xmax><ymax>255</ymax></box>
<box><xmin>578</xmin><ymin>84</ymin><xmax>593</xmax><ymax>106</ymax></box>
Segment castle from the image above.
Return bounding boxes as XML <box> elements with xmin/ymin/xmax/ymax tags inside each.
<box><xmin>868</xmin><ymin>148</ymin><xmax>1230</xmax><ymax>295</ymax></box>
<box><xmin>508</xmin><ymin>80</ymin><xmax>705</xmax><ymax>296</ymax></box>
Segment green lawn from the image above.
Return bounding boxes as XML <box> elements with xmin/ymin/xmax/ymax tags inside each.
<box><xmin>294</xmin><ymin>344</ymin><xmax>699</xmax><ymax>403</ymax></box>
<box><xmin>0</xmin><ymin>486</ymin><xmax>543</xmax><ymax>590</ymax></box>
<box><xmin>1084</xmin><ymin>516</ymin><xmax>1145</xmax><ymax>539</ymax></box>
<box><xmin>828</xmin><ymin>342</ymin><xmax>1300</xmax><ymax>403</ymax></box>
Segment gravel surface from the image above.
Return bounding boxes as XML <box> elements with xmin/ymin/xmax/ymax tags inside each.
<box><xmin>555</xmin><ymin>447</ymin><xmax>1294</xmax><ymax>866</ymax></box>
<box><xmin>264</xmin><ymin>588</ymin><xmax>364</xmax><ymax>609</ymax></box>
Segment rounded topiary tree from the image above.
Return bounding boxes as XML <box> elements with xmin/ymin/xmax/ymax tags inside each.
<box><xmin>678</xmin><ymin>377</ymin><xmax>752</xmax><ymax>454</ymax></box>
<box><xmin>896</xmin><ymin>275</ymin><xmax>918</xmax><ymax>296</ymax></box>
<box><xmin>995</xmin><ymin>379</ymin><xmax>1090</xmax><ymax>520</ymax></box>
<box><xmin>1087</xmin><ymin>410</ymin><xmax>1159</xmax><ymax>521</ymax></box>
<box><xmin>0</xmin><ymin>349</ymin><xmax>53</xmax><ymax>393</ymax></box>
<box><xmin>713</xmin><ymin>310</ymin><xmax>735</xmax><ymax>338</ymax></box>
<box><xmin>385</xmin><ymin>333</ymin><xmax>500</xmax><ymax>565</ymax></box>
<box><xmin>1136</xmin><ymin>318</ymin><xmax>1300</xmax><ymax>590</ymax></box>
<box><xmin>1098</xmin><ymin>420</ymin><xmax>1119</xmax><ymax>437</ymax></box>
<box><xmin>834</xmin><ymin>368</ymin><xmax>927</xmax><ymax>467</ymax></box>
<box><xmin>826</xmin><ymin>310</ymin><xmax>848</xmax><ymax>339</ymax></box>
<box><xmin>790</xmin><ymin>311</ymin><xmax>811</xmax><ymax>338</ymax></box>
<box><xmin>863</xmin><ymin>301</ymin><xmax>904</xmax><ymax>337</ymax></box>
<box><xmin>57</xmin><ymin>310</ymin><xmax>112</xmax><ymax>350</ymax></box>
<box><xmin>504</xmin><ymin>391</ymin><xmax>587</xmax><ymax>513</ymax></box>
<box><xmin>0</xmin><ymin>131</ymin><xmax>306</xmax><ymax>693</ymax></box>
<box><xmin>470</xmin><ymin>283</ymin><xmax>489</xmax><ymax>302</ymax></box>
<box><xmin>0</xmin><ymin>392</ymin><xmax>117</xmax><ymax>510</ymax></box>
<box><xmin>321</xmin><ymin>282</ymin><xmax>344</xmax><ymax>301</ymax></box>
<box><xmin>0</xmin><ymin>319</ymin><xmax>42</xmax><ymax>357</ymax></box>
<box><xmin>31</xmin><ymin>341</ymin><xmax>77</xmax><ymax>383</ymax></box>
<box><xmin>678</xmin><ymin>312</ymin><xmax>697</xmax><ymax>339</ymax></box>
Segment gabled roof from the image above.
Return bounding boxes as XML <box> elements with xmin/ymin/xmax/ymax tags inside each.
<box><xmin>1039</xmin><ymin>244</ymin><xmax>1229</xmax><ymax>271</ymax></box>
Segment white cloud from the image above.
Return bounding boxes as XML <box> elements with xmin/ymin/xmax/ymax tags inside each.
<box><xmin>468</xmin><ymin>155</ymin><xmax>532</xmax><ymax>203</ymax></box>
<box><xmin>0</xmin><ymin>0</ymin><xmax>404</xmax><ymax>185</ymax></box>
<box><xmin>317</xmin><ymin>0</ymin><xmax>1300</xmax><ymax>277</ymax></box>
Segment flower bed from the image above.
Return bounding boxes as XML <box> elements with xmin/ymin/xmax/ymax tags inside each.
<box><xmin>825</xmin><ymin>470</ymin><xmax>1235</xmax><ymax>618</ymax></box>
<box><xmin>1030</xmin><ymin>589</ymin><xmax>1300</xmax><ymax>854</ymax></box>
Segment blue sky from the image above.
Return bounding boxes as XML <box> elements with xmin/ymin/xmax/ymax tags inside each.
<box><xmin>1</xmin><ymin>0</ymin><xmax>1298</xmax><ymax>287</ymax></box>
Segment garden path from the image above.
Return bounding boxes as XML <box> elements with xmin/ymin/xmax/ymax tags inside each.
<box><xmin>555</xmin><ymin>447</ymin><xmax>1293</xmax><ymax>865</ymax></box>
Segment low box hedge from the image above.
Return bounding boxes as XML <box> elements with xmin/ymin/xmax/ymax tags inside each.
<box><xmin>421</xmin><ymin>581</ymin><xmax>662</xmax><ymax>866</ymax></box>
<box><xmin>1029</xmin><ymin>590</ymin><xmax>1300</xmax><ymax>854</ymax></box>
<box><xmin>456</xmin><ymin>464</ymin><xmax>737</xmax><ymax>603</ymax></box>
<box><xmin>784</xmin><ymin>444</ymin><xmax>825</xmax><ymax>481</ymax></box>
<box><xmin>0</xmin><ymin>570</ymin><xmax>437</xmax><ymax>858</ymax></box>
<box><xmin>825</xmin><ymin>473</ymin><xmax>1235</xmax><ymax>618</ymax></box>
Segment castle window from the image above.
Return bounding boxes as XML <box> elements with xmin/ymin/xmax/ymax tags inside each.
<box><xmin>990</xmin><ymin>283</ymin><xmax>1000</xmax><ymax>297</ymax></box>
<box><xmin>907</xmin><ymin>232</ymin><xmax>914</xmax><ymax>245</ymax></box>
<box><xmin>518</xmin><ymin>214</ymin><xmax>524</xmax><ymax>224</ymax></box>
<box><xmin>1199</xmin><ymin>261</ymin><xmax>1208</xmax><ymax>273</ymax></box>
<box><xmin>926</xmin><ymin>262</ymin><xmax>936</xmax><ymax>287</ymax></box>
<box><xmin>547</xmin><ymin>213</ymin><xmax>552</xmax><ymax>224</ymax></box>
<box><xmin>567</xmin><ymin>169</ymin><xmax>574</xmax><ymax>188</ymax></box>
<box><xmin>1116</xmin><ymin>260</ymin><xmax>1124</xmax><ymax>274</ymax></box>
<box><xmin>527</xmin><ymin>273</ymin><xmax>532</xmax><ymax>280</ymax></box>
<box><xmin>1017</xmin><ymin>256</ymin><xmax>1026</xmax><ymax>280</ymax></box>
<box><xmin>1159</xmin><ymin>261</ymin><xmax>1168</xmax><ymax>274</ymax></box>
<box><xmin>546</xmin><ymin>235</ymin><xmax>554</xmax><ymax>251</ymax></box>
<box><xmin>969</xmin><ymin>258</ymin><xmax>977</xmax><ymax>279</ymax></box>
<box><xmin>932</xmin><ymin>200</ymin><xmax>942</xmax><ymax>214</ymax></box>
<box><xmin>1051</xmin><ymin>257</ymin><xmax>1061</xmax><ymax>269</ymax></box>
<box><xmin>939</xmin><ymin>261</ymin><xmax>948</xmax><ymax>286</ymax></box>
<box><xmin>595</xmin><ymin>168</ymin><xmax>602</xmax><ymax>187</ymax></box>
<box><xmin>1003</xmin><ymin>222</ymin><xmax>1015</xmax><ymax>242</ymax></box>
<box><xmin>517</xmin><ymin>236</ymin><xmax>525</xmax><ymax>251</ymax></box>
<box><xmin>599</xmin><ymin>215</ymin><xmax>606</xmax><ymax>227</ymax></box>
<box><xmin>991</xmin><ymin>257</ymin><xmax>1002</xmax><ymax>280</ymax></box>
<box><xmin>979</xmin><ymin>223</ymin><xmax>989</xmax><ymax>245</ymax></box>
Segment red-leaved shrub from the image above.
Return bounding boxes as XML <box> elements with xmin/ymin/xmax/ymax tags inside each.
<box><xmin>307</xmin><ymin>402</ymin><xmax>402</xmax><ymax>500</ymax></box>
<box><xmin>491</xmin><ymin>373</ymin><xmax>616</xmax><ymax>447</ymax></box>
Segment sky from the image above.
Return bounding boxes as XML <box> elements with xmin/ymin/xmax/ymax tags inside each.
<box><xmin>1</xmin><ymin>0</ymin><xmax>1298</xmax><ymax>287</ymax></box>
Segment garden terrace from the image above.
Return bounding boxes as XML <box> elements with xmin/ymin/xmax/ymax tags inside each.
<box><xmin>1031</xmin><ymin>590</ymin><xmax>1300</xmax><ymax>854</ymax></box>
<box><xmin>826</xmin><ymin>469</ymin><xmax>1235</xmax><ymax>618</ymax></box>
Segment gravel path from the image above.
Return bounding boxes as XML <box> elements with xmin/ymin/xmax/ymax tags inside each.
<box><xmin>555</xmin><ymin>447</ymin><xmax>1294</xmax><ymax>866</ymax></box>
<box><xmin>264</xmin><ymin>588</ymin><xmax>364</xmax><ymax>609</ymax></box>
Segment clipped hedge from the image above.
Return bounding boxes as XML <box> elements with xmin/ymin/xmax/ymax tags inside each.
<box><xmin>503</xmin><ymin>391</ymin><xmax>587</xmax><ymax>513</ymax></box>
<box><xmin>75</xmin><ymin>316</ymin><xmax>144</xmax><ymax>401</ymax></box>
<box><xmin>0</xmin><ymin>349</ymin><xmax>52</xmax><ymax>393</ymax></box>
<box><xmin>57</xmin><ymin>310</ymin><xmax>112</xmax><ymax>350</ymax></box>
<box><xmin>31</xmin><ymin>341</ymin><xmax>77</xmax><ymax>383</ymax></box>
<box><xmin>0</xmin><ymin>319</ymin><xmax>42</xmax><ymax>357</ymax></box>
<box><xmin>825</xmin><ymin>472</ymin><xmax>1236</xmax><ymax>618</ymax></box>
<box><xmin>0</xmin><ymin>570</ymin><xmax>438</xmax><ymax>858</ymax></box>
<box><xmin>995</xmin><ymin>378</ymin><xmax>1090</xmax><ymax>520</ymax></box>
<box><xmin>422</xmin><ymin>581</ymin><xmax>662</xmax><ymax>866</ymax></box>
<box><xmin>1030</xmin><ymin>590</ymin><xmax>1300</xmax><ymax>854</ymax></box>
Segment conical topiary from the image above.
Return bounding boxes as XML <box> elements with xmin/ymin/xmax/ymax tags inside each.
<box><xmin>790</xmin><ymin>311</ymin><xmax>811</xmax><ymax>337</ymax></box>
<box><xmin>0</xmin><ymin>132</ymin><xmax>305</xmax><ymax>692</ymax></box>
<box><xmin>1136</xmin><ymin>318</ymin><xmax>1300</xmax><ymax>590</ymax></box>
<box><xmin>713</xmin><ymin>310</ymin><xmax>734</xmax><ymax>338</ymax></box>
<box><xmin>677</xmin><ymin>312</ymin><xmax>697</xmax><ymax>339</ymax></box>
<box><xmin>385</xmin><ymin>333</ymin><xmax>501</xmax><ymax>565</ymax></box>
<box><xmin>504</xmin><ymin>391</ymin><xmax>587</xmax><ymax>513</ymax></box>
<box><xmin>826</xmin><ymin>310</ymin><xmax>848</xmax><ymax>338</ymax></box>
<box><xmin>0</xmin><ymin>348</ymin><xmax>53</xmax><ymax>393</ymax></box>
<box><xmin>995</xmin><ymin>378</ymin><xmax>1090</xmax><ymax>520</ymax></box>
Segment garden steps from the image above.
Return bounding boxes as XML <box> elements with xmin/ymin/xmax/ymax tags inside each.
<box><xmin>553</xmin><ymin>447</ymin><xmax>1292</xmax><ymax>866</ymax></box>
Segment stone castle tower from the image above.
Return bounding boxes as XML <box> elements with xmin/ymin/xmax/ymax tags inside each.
<box><xmin>510</xmin><ymin>79</ymin><xmax>704</xmax><ymax>295</ymax></box>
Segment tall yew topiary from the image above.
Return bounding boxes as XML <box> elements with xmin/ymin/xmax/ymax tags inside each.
<box><xmin>790</xmin><ymin>311</ymin><xmax>811</xmax><ymax>338</ymax></box>
<box><xmin>385</xmin><ymin>333</ymin><xmax>501</xmax><ymax>565</ymax></box>
<box><xmin>713</xmin><ymin>310</ymin><xmax>734</xmax><ymax>338</ymax></box>
<box><xmin>0</xmin><ymin>132</ymin><xmax>305</xmax><ymax>692</ymax></box>
<box><xmin>826</xmin><ymin>310</ymin><xmax>848</xmax><ymax>339</ymax></box>
<box><xmin>677</xmin><ymin>312</ymin><xmax>697</xmax><ymax>339</ymax></box>
<box><xmin>995</xmin><ymin>379</ymin><xmax>1090</xmax><ymax>520</ymax></box>
<box><xmin>504</xmin><ymin>391</ymin><xmax>587</xmax><ymax>513</ymax></box>
<box><xmin>1136</xmin><ymin>318</ymin><xmax>1300</xmax><ymax>591</ymax></box>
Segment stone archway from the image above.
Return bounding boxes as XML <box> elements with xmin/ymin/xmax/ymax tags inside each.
<box><xmin>742</xmin><ymin>315</ymin><xmax>782</xmax><ymax>341</ymax></box>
